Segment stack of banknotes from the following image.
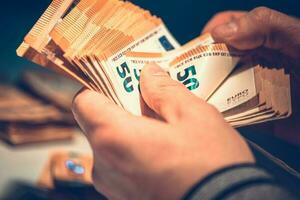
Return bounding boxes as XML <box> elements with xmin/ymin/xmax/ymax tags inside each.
<box><xmin>17</xmin><ymin>0</ymin><xmax>291</xmax><ymax>127</ymax></box>
<box><xmin>0</xmin><ymin>85</ymin><xmax>75</xmax><ymax>145</ymax></box>
<box><xmin>0</xmin><ymin>71</ymin><xmax>80</xmax><ymax>145</ymax></box>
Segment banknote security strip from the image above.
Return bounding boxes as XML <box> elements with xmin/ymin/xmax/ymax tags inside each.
<box><xmin>17</xmin><ymin>0</ymin><xmax>291</xmax><ymax>127</ymax></box>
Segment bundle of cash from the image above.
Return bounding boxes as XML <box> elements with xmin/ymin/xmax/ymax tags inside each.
<box><xmin>208</xmin><ymin>65</ymin><xmax>291</xmax><ymax>127</ymax></box>
<box><xmin>0</xmin><ymin>85</ymin><xmax>75</xmax><ymax>145</ymax></box>
<box><xmin>17</xmin><ymin>0</ymin><xmax>291</xmax><ymax>127</ymax></box>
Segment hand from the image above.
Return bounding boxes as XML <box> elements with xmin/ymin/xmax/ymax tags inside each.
<box><xmin>202</xmin><ymin>11</ymin><xmax>246</xmax><ymax>34</ymax></box>
<box><xmin>203</xmin><ymin>7</ymin><xmax>300</xmax><ymax>145</ymax></box>
<box><xmin>72</xmin><ymin>64</ymin><xmax>254</xmax><ymax>200</ymax></box>
<box><xmin>204</xmin><ymin>7</ymin><xmax>300</xmax><ymax>60</ymax></box>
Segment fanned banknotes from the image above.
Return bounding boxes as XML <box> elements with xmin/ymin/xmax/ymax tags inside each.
<box><xmin>17</xmin><ymin>0</ymin><xmax>291</xmax><ymax>127</ymax></box>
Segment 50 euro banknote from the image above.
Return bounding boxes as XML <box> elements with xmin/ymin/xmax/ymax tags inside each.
<box><xmin>124</xmin><ymin>41</ymin><xmax>241</xmax><ymax>115</ymax></box>
<box><xmin>16</xmin><ymin>0</ymin><xmax>291</xmax><ymax>127</ymax></box>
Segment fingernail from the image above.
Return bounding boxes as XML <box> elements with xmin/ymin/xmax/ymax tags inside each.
<box><xmin>214</xmin><ymin>21</ymin><xmax>238</xmax><ymax>37</ymax></box>
<box><xmin>145</xmin><ymin>63</ymin><xmax>167</xmax><ymax>76</ymax></box>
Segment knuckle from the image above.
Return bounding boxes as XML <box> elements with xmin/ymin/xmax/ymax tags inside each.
<box><xmin>251</xmin><ymin>7</ymin><xmax>274</xmax><ymax>23</ymax></box>
<box><xmin>157</xmin><ymin>79</ymin><xmax>182</xmax><ymax>93</ymax></box>
<box><xmin>151</xmin><ymin>80</ymin><xmax>184</xmax><ymax>107</ymax></box>
<box><xmin>213</xmin><ymin>11</ymin><xmax>234</xmax><ymax>18</ymax></box>
<box><xmin>250</xmin><ymin>7</ymin><xmax>282</xmax><ymax>47</ymax></box>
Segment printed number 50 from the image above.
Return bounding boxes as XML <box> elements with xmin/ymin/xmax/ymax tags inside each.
<box><xmin>117</xmin><ymin>62</ymin><xmax>134</xmax><ymax>93</ymax></box>
<box><xmin>176</xmin><ymin>65</ymin><xmax>199</xmax><ymax>90</ymax></box>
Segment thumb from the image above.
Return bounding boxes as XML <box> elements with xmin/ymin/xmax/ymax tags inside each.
<box><xmin>140</xmin><ymin>63</ymin><xmax>217</xmax><ymax>124</ymax></box>
<box><xmin>211</xmin><ymin>7</ymin><xmax>300</xmax><ymax>58</ymax></box>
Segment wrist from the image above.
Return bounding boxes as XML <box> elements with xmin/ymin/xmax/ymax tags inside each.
<box><xmin>182</xmin><ymin>163</ymin><xmax>273</xmax><ymax>200</ymax></box>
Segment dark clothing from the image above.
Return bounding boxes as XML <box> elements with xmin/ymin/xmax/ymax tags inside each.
<box><xmin>184</xmin><ymin>164</ymin><xmax>297</xmax><ymax>200</ymax></box>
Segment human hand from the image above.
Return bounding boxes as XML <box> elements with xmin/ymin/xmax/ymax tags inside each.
<box><xmin>202</xmin><ymin>7</ymin><xmax>300</xmax><ymax>144</ymax></box>
<box><xmin>72</xmin><ymin>64</ymin><xmax>254</xmax><ymax>200</ymax></box>
<box><xmin>202</xmin><ymin>11</ymin><xmax>246</xmax><ymax>34</ymax></box>
<box><xmin>203</xmin><ymin>7</ymin><xmax>300</xmax><ymax>61</ymax></box>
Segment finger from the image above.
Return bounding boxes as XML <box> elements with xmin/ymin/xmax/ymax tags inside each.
<box><xmin>202</xmin><ymin>11</ymin><xmax>246</xmax><ymax>34</ymax></box>
<box><xmin>140</xmin><ymin>63</ymin><xmax>215</xmax><ymax>123</ymax></box>
<box><xmin>72</xmin><ymin>88</ymin><xmax>171</xmax><ymax>150</ymax></box>
<box><xmin>72</xmin><ymin>88</ymin><xmax>133</xmax><ymax>137</ymax></box>
<box><xmin>211</xmin><ymin>7</ymin><xmax>300</xmax><ymax>58</ymax></box>
<box><xmin>140</xmin><ymin>96</ymin><xmax>161</xmax><ymax>119</ymax></box>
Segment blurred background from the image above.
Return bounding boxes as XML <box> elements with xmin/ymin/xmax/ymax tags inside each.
<box><xmin>0</xmin><ymin>0</ymin><xmax>300</xmax><ymax>199</ymax></box>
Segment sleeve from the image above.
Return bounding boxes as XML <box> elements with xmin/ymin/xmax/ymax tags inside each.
<box><xmin>183</xmin><ymin>164</ymin><xmax>298</xmax><ymax>200</ymax></box>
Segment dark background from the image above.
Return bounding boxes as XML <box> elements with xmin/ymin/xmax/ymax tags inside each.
<box><xmin>1</xmin><ymin>0</ymin><xmax>300</xmax><ymax>82</ymax></box>
<box><xmin>1</xmin><ymin>0</ymin><xmax>300</xmax><ymax>195</ymax></box>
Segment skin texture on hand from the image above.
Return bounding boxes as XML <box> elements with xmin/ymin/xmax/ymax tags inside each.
<box><xmin>72</xmin><ymin>64</ymin><xmax>254</xmax><ymax>200</ymax></box>
<box><xmin>202</xmin><ymin>11</ymin><xmax>246</xmax><ymax>34</ymax></box>
<box><xmin>205</xmin><ymin>7</ymin><xmax>300</xmax><ymax>61</ymax></box>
